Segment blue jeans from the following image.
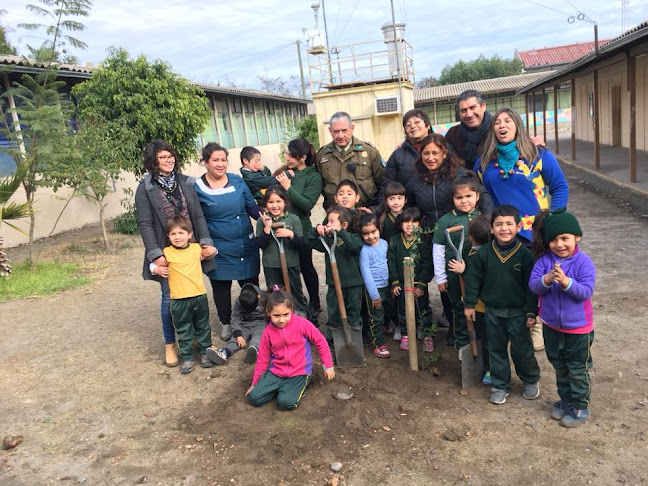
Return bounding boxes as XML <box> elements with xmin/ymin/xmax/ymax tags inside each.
<box><xmin>160</xmin><ymin>279</ymin><xmax>176</xmax><ymax>344</ymax></box>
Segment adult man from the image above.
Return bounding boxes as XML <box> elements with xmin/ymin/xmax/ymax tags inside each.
<box><xmin>444</xmin><ymin>90</ymin><xmax>492</xmax><ymax>169</ymax></box>
<box><xmin>315</xmin><ymin>111</ymin><xmax>384</xmax><ymax>208</ymax></box>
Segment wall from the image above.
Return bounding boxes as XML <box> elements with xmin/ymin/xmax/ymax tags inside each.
<box><xmin>574</xmin><ymin>52</ymin><xmax>647</xmax><ymax>151</ymax></box>
<box><xmin>312</xmin><ymin>81</ymin><xmax>415</xmax><ymax>160</ymax></box>
<box><xmin>3</xmin><ymin>142</ymin><xmax>287</xmax><ymax>248</ymax></box>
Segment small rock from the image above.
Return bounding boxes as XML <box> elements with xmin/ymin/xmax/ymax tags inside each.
<box><xmin>330</xmin><ymin>462</ymin><xmax>343</xmax><ymax>472</ymax></box>
<box><xmin>77</xmin><ymin>478</ymin><xmax>86</xmax><ymax>484</ymax></box>
<box><xmin>431</xmin><ymin>367</ymin><xmax>440</xmax><ymax>376</ymax></box>
<box><xmin>459</xmin><ymin>390</ymin><xmax>469</xmax><ymax>396</ymax></box>
<box><xmin>135</xmin><ymin>476</ymin><xmax>148</xmax><ymax>484</ymax></box>
<box><xmin>382</xmin><ymin>426</ymin><xmax>391</xmax><ymax>432</ymax></box>
<box><xmin>2</xmin><ymin>435</ymin><xmax>24</xmax><ymax>450</ymax></box>
<box><xmin>333</xmin><ymin>390</ymin><xmax>354</xmax><ymax>400</ymax></box>
<box><xmin>597</xmin><ymin>459</ymin><xmax>604</xmax><ymax>465</ymax></box>
<box><xmin>98</xmin><ymin>433</ymin><xmax>105</xmax><ymax>438</ymax></box>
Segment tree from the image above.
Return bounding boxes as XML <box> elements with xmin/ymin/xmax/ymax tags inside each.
<box><xmin>43</xmin><ymin>117</ymin><xmax>140</xmax><ymax>250</ymax></box>
<box><xmin>0</xmin><ymin>9</ymin><xmax>17</xmax><ymax>55</ymax></box>
<box><xmin>416</xmin><ymin>76</ymin><xmax>439</xmax><ymax>89</ymax></box>
<box><xmin>296</xmin><ymin>117</ymin><xmax>319</xmax><ymax>149</ymax></box>
<box><xmin>438</xmin><ymin>55</ymin><xmax>523</xmax><ymax>85</ymax></box>
<box><xmin>1</xmin><ymin>0</ymin><xmax>91</xmax><ymax>265</ymax></box>
<box><xmin>0</xmin><ymin>164</ymin><xmax>31</xmax><ymax>276</ymax></box>
<box><xmin>72</xmin><ymin>48</ymin><xmax>211</xmax><ymax>171</ymax></box>
<box><xmin>257</xmin><ymin>74</ymin><xmax>307</xmax><ymax>99</ymax></box>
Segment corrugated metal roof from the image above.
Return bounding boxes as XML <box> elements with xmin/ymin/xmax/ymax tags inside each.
<box><xmin>414</xmin><ymin>72</ymin><xmax>551</xmax><ymax>103</ymax></box>
<box><xmin>517</xmin><ymin>20</ymin><xmax>648</xmax><ymax>94</ymax></box>
<box><xmin>0</xmin><ymin>55</ymin><xmax>308</xmax><ymax>103</ymax></box>
<box><xmin>516</xmin><ymin>40</ymin><xmax>610</xmax><ymax>68</ymax></box>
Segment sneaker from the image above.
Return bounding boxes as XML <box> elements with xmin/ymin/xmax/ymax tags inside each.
<box><xmin>220</xmin><ymin>324</ymin><xmax>231</xmax><ymax>341</ymax></box>
<box><xmin>560</xmin><ymin>407</ymin><xmax>590</xmax><ymax>428</ymax></box>
<box><xmin>200</xmin><ymin>353</ymin><xmax>213</xmax><ymax>368</ymax></box>
<box><xmin>400</xmin><ymin>335</ymin><xmax>409</xmax><ymax>351</ymax></box>
<box><xmin>423</xmin><ymin>336</ymin><xmax>435</xmax><ymax>353</ymax></box>
<box><xmin>384</xmin><ymin>320</ymin><xmax>396</xmax><ymax>334</ymax></box>
<box><xmin>243</xmin><ymin>346</ymin><xmax>258</xmax><ymax>364</ymax></box>
<box><xmin>490</xmin><ymin>388</ymin><xmax>509</xmax><ymax>405</ymax></box>
<box><xmin>445</xmin><ymin>335</ymin><xmax>456</xmax><ymax>347</ymax></box>
<box><xmin>393</xmin><ymin>327</ymin><xmax>402</xmax><ymax>341</ymax></box>
<box><xmin>437</xmin><ymin>313</ymin><xmax>450</xmax><ymax>328</ymax></box>
<box><xmin>550</xmin><ymin>400</ymin><xmax>571</xmax><ymax>420</ymax></box>
<box><xmin>206</xmin><ymin>347</ymin><xmax>227</xmax><ymax>365</ymax></box>
<box><xmin>373</xmin><ymin>344</ymin><xmax>391</xmax><ymax>358</ymax></box>
<box><xmin>180</xmin><ymin>360</ymin><xmax>195</xmax><ymax>374</ymax></box>
<box><xmin>482</xmin><ymin>371</ymin><xmax>492</xmax><ymax>386</ymax></box>
<box><xmin>523</xmin><ymin>382</ymin><xmax>540</xmax><ymax>400</ymax></box>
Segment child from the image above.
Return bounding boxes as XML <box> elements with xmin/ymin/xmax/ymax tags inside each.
<box><xmin>432</xmin><ymin>172</ymin><xmax>481</xmax><ymax>354</ymax></box>
<box><xmin>464</xmin><ymin>205</ymin><xmax>540</xmax><ymax>405</ymax></box>
<box><xmin>310</xmin><ymin>206</ymin><xmax>364</xmax><ymax>346</ymax></box>
<box><xmin>334</xmin><ymin>179</ymin><xmax>372</xmax><ymax>224</ymax></box>
<box><xmin>246</xmin><ymin>289</ymin><xmax>335</xmax><ymax>410</ymax></box>
<box><xmin>358</xmin><ymin>212</ymin><xmax>391</xmax><ymax>358</ymax></box>
<box><xmin>152</xmin><ymin>216</ymin><xmax>213</xmax><ymax>374</ymax></box>
<box><xmin>256</xmin><ymin>185</ymin><xmax>308</xmax><ymax>315</ymax></box>
<box><xmin>240</xmin><ymin>146</ymin><xmax>277</xmax><ymax>204</ymax></box>
<box><xmin>529</xmin><ymin>209</ymin><xmax>596</xmax><ymax>427</ymax></box>
<box><xmin>378</xmin><ymin>181</ymin><xmax>407</xmax><ymax>243</ymax></box>
<box><xmin>206</xmin><ymin>283</ymin><xmax>267</xmax><ymax>366</ymax></box>
<box><xmin>387</xmin><ymin>207</ymin><xmax>434</xmax><ymax>352</ymax></box>
<box><xmin>446</xmin><ymin>216</ymin><xmax>492</xmax><ymax>385</ymax></box>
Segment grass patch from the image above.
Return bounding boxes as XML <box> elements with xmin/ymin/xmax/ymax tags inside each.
<box><xmin>0</xmin><ymin>261</ymin><xmax>90</xmax><ymax>302</ymax></box>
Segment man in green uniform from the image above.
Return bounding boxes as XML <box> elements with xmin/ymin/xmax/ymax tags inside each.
<box><xmin>315</xmin><ymin>111</ymin><xmax>384</xmax><ymax>209</ymax></box>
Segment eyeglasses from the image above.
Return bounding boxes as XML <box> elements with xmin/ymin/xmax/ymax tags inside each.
<box><xmin>158</xmin><ymin>154</ymin><xmax>175</xmax><ymax>162</ymax></box>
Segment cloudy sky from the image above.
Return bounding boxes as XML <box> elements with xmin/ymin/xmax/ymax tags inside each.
<box><xmin>4</xmin><ymin>0</ymin><xmax>648</xmax><ymax>91</ymax></box>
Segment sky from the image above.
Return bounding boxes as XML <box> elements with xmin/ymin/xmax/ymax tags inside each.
<box><xmin>4</xmin><ymin>0</ymin><xmax>648</xmax><ymax>93</ymax></box>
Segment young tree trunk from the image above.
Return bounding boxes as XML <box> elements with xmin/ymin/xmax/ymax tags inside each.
<box><xmin>99</xmin><ymin>201</ymin><xmax>111</xmax><ymax>251</ymax></box>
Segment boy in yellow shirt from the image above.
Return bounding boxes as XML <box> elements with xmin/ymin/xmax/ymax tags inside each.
<box><xmin>152</xmin><ymin>216</ymin><xmax>213</xmax><ymax>374</ymax></box>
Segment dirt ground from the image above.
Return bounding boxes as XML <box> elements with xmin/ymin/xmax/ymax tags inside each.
<box><xmin>1</xmin><ymin>177</ymin><xmax>648</xmax><ymax>486</ymax></box>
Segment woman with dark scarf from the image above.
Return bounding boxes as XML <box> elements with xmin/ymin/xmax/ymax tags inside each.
<box><xmin>135</xmin><ymin>140</ymin><xmax>217</xmax><ymax>367</ymax></box>
<box><xmin>381</xmin><ymin>109</ymin><xmax>434</xmax><ymax>194</ymax></box>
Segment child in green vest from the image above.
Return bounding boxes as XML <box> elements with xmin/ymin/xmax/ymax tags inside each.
<box><xmin>240</xmin><ymin>146</ymin><xmax>277</xmax><ymax>204</ymax></box>
<box><xmin>387</xmin><ymin>207</ymin><xmax>434</xmax><ymax>352</ymax></box>
<box><xmin>310</xmin><ymin>205</ymin><xmax>364</xmax><ymax>347</ymax></box>
<box><xmin>464</xmin><ymin>205</ymin><xmax>540</xmax><ymax>405</ymax></box>
<box><xmin>256</xmin><ymin>185</ymin><xmax>307</xmax><ymax>315</ymax></box>
<box><xmin>432</xmin><ymin>172</ymin><xmax>482</xmax><ymax>352</ymax></box>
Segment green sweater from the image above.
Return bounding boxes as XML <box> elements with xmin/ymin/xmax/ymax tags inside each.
<box><xmin>387</xmin><ymin>233</ymin><xmax>433</xmax><ymax>291</ymax></box>
<box><xmin>464</xmin><ymin>240</ymin><xmax>538</xmax><ymax>317</ymax></box>
<box><xmin>285</xmin><ymin>165</ymin><xmax>323</xmax><ymax>230</ymax></box>
<box><xmin>241</xmin><ymin>166</ymin><xmax>277</xmax><ymax>203</ymax></box>
<box><xmin>255</xmin><ymin>212</ymin><xmax>303</xmax><ymax>268</ymax></box>
<box><xmin>309</xmin><ymin>229</ymin><xmax>363</xmax><ymax>288</ymax></box>
<box><xmin>380</xmin><ymin>212</ymin><xmax>400</xmax><ymax>244</ymax></box>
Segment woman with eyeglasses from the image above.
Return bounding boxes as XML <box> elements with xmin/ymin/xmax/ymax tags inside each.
<box><xmin>135</xmin><ymin>139</ymin><xmax>217</xmax><ymax>367</ymax></box>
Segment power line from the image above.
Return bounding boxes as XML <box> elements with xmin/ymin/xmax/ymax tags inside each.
<box><xmin>335</xmin><ymin>0</ymin><xmax>361</xmax><ymax>44</ymax></box>
<box><xmin>185</xmin><ymin>42</ymin><xmax>294</xmax><ymax>72</ymax></box>
<box><xmin>520</xmin><ymin>0</ymin><xmax>573</xmax><ymax>17</ymax></box>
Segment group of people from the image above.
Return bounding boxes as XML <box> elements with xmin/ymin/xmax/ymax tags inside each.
<box><xmin>135</xmin><ymin>89</ymin><xmax>596</xmax><ymax>427</ymax></box>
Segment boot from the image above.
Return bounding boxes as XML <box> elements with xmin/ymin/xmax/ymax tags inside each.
<box><xmin>530</xmin><ymin>320</ymin><xmax>545</xmax><ymax>352</ymax></box>
<box><xmin>165</xmin><ymin>343</ymin><xmax>179</xmax><ymax>367</ymax></box>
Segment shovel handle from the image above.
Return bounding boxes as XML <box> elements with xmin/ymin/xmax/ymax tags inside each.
<box><xmin>460</xmin><ymin>275</ymin><xmax>479</xmax><ymax>358</ymax></box>
<box><xmin>279</xmin><ymin>252</ymin><xmax>291</xmax><ymax>294</ymax></box>
<box><xmin>271</xmin><ymin>222</ymin><xmax>285</xmax><ymax>229</ymax></box>
<box><xmin>446</xmin><ymin>225</ymin><xmax>464</xmax><ymax>234</ymax></box>
<box><xmin>330</xmin><ymin>261</ymin><xmax>347</xmax><ymax>321</ymax></box>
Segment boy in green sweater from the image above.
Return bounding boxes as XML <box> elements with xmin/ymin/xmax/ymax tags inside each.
<box><xmin>464</xmin><ymin>205</ymin><xmax>540</xmax><ymax>405</ymax></box>
<box><xmin>387</xmin><ymin>207</ymin><xmax>434</xmax><ymax>352</ymax></box>
<box><xmin>239</xmin><ymin>146</ymin><xmax>277</xmax><ymax>204</ymax></box>
<box><xmin>310</xmin><ymin>206</ymin><xmax>364</xmax><ymax>342</ymax></box>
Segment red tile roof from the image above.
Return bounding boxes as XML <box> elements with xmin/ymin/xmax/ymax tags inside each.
<box><xmin>516</xmin><ymin>40</ymin><xmax>610</xmax><ymax>68</ymax></box>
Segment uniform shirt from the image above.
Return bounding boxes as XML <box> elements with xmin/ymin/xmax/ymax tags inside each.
<box><xmin>163</xmin><ymin>243</ymin><xmax>207</xmax><ymax>299</ymax></box>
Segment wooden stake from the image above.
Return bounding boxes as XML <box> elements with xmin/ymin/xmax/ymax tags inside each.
<box><xmin>403</xmin><ymin>257</ymin><xmax>418</xmax><ymax>371</ymax></box>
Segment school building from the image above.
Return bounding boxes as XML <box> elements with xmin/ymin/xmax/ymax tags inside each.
<box><xmin>0</xmin><ymin>55</ymin><xmax>308</xmax><ymax>247</ymax></box>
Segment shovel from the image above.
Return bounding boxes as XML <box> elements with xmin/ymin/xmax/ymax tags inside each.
<box><xmin>270</xmin><ymin>222</ymin><xmax>291</xmax><ymax>294</ymax></box>
<box><xmin>445</xmin><ymin>225</ymin><xmax>484</xmax><ymax>388</ymax></box>
<box><xmin>319</xmin><ymin>231</ymin><xmax>364</xmax><ymax>368</ymax></box>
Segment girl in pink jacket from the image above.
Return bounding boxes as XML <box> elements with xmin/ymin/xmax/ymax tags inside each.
<box><xmin>246</xmin><ymin>288</ymin><xmax>335</xmax><ymax>410</ymax></box>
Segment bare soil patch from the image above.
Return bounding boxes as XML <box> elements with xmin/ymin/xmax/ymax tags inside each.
<box><xmin>1</xmin><ymin>180</ymin><xmax>647</xmax><ymax>486</ymax></box>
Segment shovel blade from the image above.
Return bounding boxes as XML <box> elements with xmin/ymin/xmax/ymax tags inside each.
<box><xmin>331</xmin><ymin>326</ymin><xmax>364</xmax><ymax>368</ymax></box>
<box><xmin>459</xmin><ymin>340</ymin><xmax>484</xmax><ymax>389</ymax></box>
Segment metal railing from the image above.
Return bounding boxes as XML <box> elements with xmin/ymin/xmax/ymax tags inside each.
<box><xmin>308</xmin><ymin>39</ymin><xmax>414</xmax><ymax>92</ymax></box>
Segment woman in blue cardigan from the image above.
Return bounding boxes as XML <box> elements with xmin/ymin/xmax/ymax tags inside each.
<box><xmin>194</xmin><ymin>143</ymin><xmax>261</xmax><ymax>341</ymax></box>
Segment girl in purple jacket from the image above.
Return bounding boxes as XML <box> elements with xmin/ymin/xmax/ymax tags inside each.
<box><xmin>529</xmin><ymin>209</ymin><xmax>596</xmax><ymax>428</ymax></box>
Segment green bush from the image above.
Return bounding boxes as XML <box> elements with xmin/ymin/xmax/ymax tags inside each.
<box><xmin>113</xmin><ymin>206</ymin><xmax>139</xmax><ymax>235</ymax></box>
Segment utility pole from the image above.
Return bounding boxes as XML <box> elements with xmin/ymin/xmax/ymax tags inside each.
<box><xmin>390</xmin><ymin>0</ymin><xmax>403</xmax><ymax>113</ymax></box>
<box><xmin>296</xmin><ymin>40</ymin><xmax>307</xmax><ymax>99</ymax></box>
<box><xmin>321</xmin><ymin>0</ymin><xmax>333</xmax><ymax>84</ymax></box>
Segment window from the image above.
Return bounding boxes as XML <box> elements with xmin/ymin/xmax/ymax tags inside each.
<box><xmin>214</xmin><ymin>98</ymin><xmax>233</xmax><ymax>148</ymax></box>
<box><xmin>229</xmin><ymin>98</ymin><xmax>246</xmax><ymax>147</ymax></box>
<box><xmin>255</xmin><ymin>100</ymin><xmax>269</xmax><ymax>145</ymax></box>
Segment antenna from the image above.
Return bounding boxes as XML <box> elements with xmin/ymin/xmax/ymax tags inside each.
<box><xmin>621</xmin><ymin>0</ymin><xmax>629</xmax><ymax>33</ymax></box>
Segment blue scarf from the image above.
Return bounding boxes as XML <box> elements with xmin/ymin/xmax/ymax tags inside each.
<box><xmin>496</xmin><ymin>141</ymin><xmax>520</xmax><ymax>179</ymax></box>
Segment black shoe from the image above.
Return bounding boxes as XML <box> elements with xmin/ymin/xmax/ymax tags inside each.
<box><xmin>243</xmin><ymin>346</ymin><xmax>258</xmax><ymax>364</ymax></box>
<box><xmin>445</xmin><ymin>336</ymin><xmax>456</xmax><ymax>347</ymax></box>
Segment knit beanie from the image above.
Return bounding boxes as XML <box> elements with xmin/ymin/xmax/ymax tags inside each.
<box><xmin>542</xmin><ymin>208</ymin><xmax>582</xmax><ymax>242</ymax></box>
